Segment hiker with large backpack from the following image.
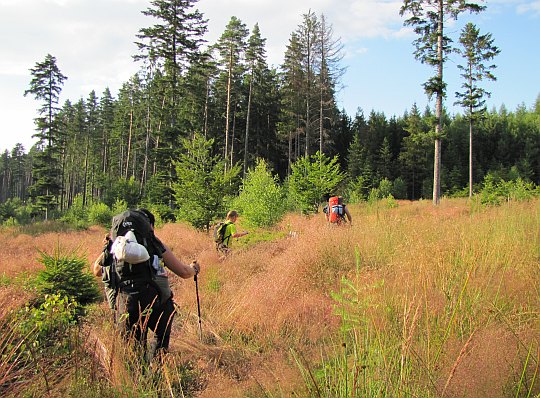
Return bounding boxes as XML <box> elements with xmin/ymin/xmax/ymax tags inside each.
<box><xmin>214</xmin><ymin>210</ymin><xmax>248</xmax><ymax>257</ymax></box>
<box><xmin>93</xmin><ymin>208</ymin><xmax>200</xmax><ymax>361</ymax></box>
<box><xmin>323</xmin><ymin>195</ymin><xmax>353</xmax><ymax>226</ymax></box>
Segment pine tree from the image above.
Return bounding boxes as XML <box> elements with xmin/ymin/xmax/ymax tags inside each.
<box><xmin>214</xmin><ymin>16</ymin><xmax>249</xmax><ymax>168</ymax></box>
<box><xmin>24</xmin><ymin>54</ymin><xmax>67</xmax><ymax>219</ymax></box>
<box><xmin>135</xmin><ymin>0</ymin><xmax>207</xmax><ymax>128</ymax></box>
<box><xmin>455</xmin><ymin>22</ymin><xmax>500</xmax><ymax>197</ymax></box>
<box><xmin>243</xmin><ymin>23</ymin><xmax>267</xmax><ymax>177</ymax></box>
<box><xmin>173</xmin><ymin>133</ymin><xmax>240</xmax><ymax>230</ymax></box>
<box><xmin>316</xmin><ymin>14</ymin><xmax>345</xmax><ymax>154</ymax></box>
<box><xmin>400</xmin><ymin>0</ymin><xmax>484</xmax><ymax>204</ymax></box>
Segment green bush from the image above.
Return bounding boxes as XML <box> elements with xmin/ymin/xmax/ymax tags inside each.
<box><xmin>87</xmin><ymin>202</ymin><xmax>112</xmax><ymax>227</ymax></box>
<box><xmin>479</xmin><ymin>174</ymin><xmax>538</xmax><ymax>206</ymax></box>
<box><xmin>234</xmin><ymin>159</ymin><xmax>287</xmax><ymax>228</ymax></box>
<box><xmin>34</xmin><ymin>249</ymin><xmax>100</xmax><ymax>316</ymax></box>
<box><xmin>347</xmin><ymin>176</ymin><xmax>369</xmax><ymax>203</ymax></box>
<box><xmin>378</xmin><ymin>178</ymin><xmax>393</xmax><ymax>198</ymax></box>
<box><xmin>61</xmin><ymin>194</ymin><xmax>88</xmax><ymax>228</ymax></box>
<box><xmin>392</xmin><ymin>177</ymin><xmax>408</xmax><ymax>199</ymax></box>
<box><xmin>17</xmin><ymin>293</ymin><xmax>76</xmax><ymax>345</ymax></box>
<box><xmin>101</xmin><ymin>176</ymin><xmax>141</xmax><ymax>208</ymax></box>
<box><xmin>111</xmin><ymin>198</ymin><xmax>128</xmax><ymax>217</ymax></box>
<box><xmin>0</xmin><ymin>198</ymin><xmax>35</xmax><ymax>225</ymax></box>
<box><xmin>288</xmin><ymin>151</ymin><xmax>345</xmax><ymax>214</ymax></box>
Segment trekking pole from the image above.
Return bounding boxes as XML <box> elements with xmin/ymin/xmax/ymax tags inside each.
<box><xmin>194</xmin><ymin>273</ymin><xmax>203</xmax><ymax>342</ymax></box>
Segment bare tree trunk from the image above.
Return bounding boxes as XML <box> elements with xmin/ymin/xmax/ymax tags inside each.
<box><xmin>243</xmin><ymin>72</ymin><xmax>253</xmax><ymax>178</ymax></box>
<box><xmin>83</xmin><ymin>136</ymin><xmax>89</xmax><ymax>206</ymax></box>
<box><xmin>224</xmin><ymin>49</ymin><xmax>233</xmax><ymax>169</ymax></box>
<box><xmin>469</xmin><ymin>117</ymin><xmax>473</xmax><ymax>198</ymax></box>
<box><xmin>125</xmin><ymin>105</ymin><xmax>133</xmax><ymax>179</ymax></box>
<box><xmin>153</xmin><ymin>95</ymin><xmax>166</xmax><ymax>176</ymax></box>
<box><xmin>433</xmin><ymin>0</ymin><xmax>444</xmax><ymax>206</ymax></box>
<box><xmin>319</xmin><ymin>87</ymin><xmax>324</xmax><ymax>154</ymax></box>
<box><xmin>230</xmin><ymin>106</ymin><xmax>236</xmax><ymax>169</ymax></box>
<box><xmin>142</xmin><ymin>98</ymin><xmax>151</xmax><ymax>191</ymax></box>
<box><xmin>204</xmin><ymin>77</ymin><xmax>210</xmax><ymax>139</ymax></box>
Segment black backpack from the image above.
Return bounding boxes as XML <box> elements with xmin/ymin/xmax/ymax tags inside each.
<box><xmin>104</xmin><ymin>209</ymin><xmax>165</xmax><ymax>295</ymax></box>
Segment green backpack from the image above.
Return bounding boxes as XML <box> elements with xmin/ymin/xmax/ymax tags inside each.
<box><xmin>213</xmin><ymin>220</ymin><xmax>230</xmax><ymax>245</ymax></box>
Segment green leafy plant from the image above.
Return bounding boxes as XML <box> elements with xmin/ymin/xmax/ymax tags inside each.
<box><xmin>34</xmin><ymin>248</ymin><xmax>100</xmax><ymax>315</ymax></box>
<box><xmin>234</xmin><ymin>159</ymin><xmax>287</xmax><ymax>228</ymax></box>
<box><xmin>173</xmin><ymin>133</ymin><xmax>241</xmax><ymax>230</ymax></box>
<box><xmin>288</xmin><ymin>151</ymin><xmax>345</xmax><ymax>214</ymax></box>
<box><xmin>87</xmin><ymin>202</ymin><xmax>112</xmax><ymax>227</ymax></box>
<box><xmin>17</xmin><ymin>293</ymin><xmax>76</xmax><ymax>345</ymax></box>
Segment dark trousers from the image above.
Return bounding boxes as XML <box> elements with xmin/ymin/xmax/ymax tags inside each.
<box><xmin>117</xmin><ymin>284</ymin><xmax>175</xmax><ymax>361</ymax></box>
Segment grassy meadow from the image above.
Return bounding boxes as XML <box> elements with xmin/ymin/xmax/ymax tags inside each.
<box><xmin>1</xmin><ymin>198</ymin><xmax>539</xmax><ymax>397</ymax></box>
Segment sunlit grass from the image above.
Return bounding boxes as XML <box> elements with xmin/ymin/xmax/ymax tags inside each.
<box><xmin>1</xmin><ymin>198</ymin><xmax>538</xmax><ymax>397</ymax></box>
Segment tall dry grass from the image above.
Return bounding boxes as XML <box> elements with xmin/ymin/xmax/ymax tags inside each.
<box><xmin>0</xmin><ymin>198</ymin><xmax>538</xmax><ymax>397</ymax></box>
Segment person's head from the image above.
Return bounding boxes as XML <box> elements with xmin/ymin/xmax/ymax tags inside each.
<box><xmin>139</xmin><ymin>208</ymin><xmax>156</xmax><ymax>227</ymax></box>
<box><xmin>226</xmin><ymin>210</ymin><xmax>238</xmax><ymax>222</ymax></box>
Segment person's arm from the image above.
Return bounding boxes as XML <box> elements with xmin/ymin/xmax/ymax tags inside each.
<box><xmin>228</xmin><ymin>222</ymin><xmax>248</xmax><ymax>239</ymax></box>
<box><xmin>93</xmin><ymin>252</ymin><xmax>104</xmax><ymax>277</ymax></box>
<box><xmin>345</xmin><ymin>206</ymin><xmax>353</xmax><ymax>224</ymax></box>
<box><xmin>161</xmin><ymin>243</ymin><xmax>200</xmax><ymax>279</ymax></box>
<box><xmin>231</xmin><ymin>230</ymin><xmax>248</xmax><ymax>238</ymax></box>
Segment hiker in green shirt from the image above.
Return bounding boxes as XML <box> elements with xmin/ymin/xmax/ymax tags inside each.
<box><xmin>215</xmin><ymin>210</ymin><xmax>248</xmax><ymax>257</ymax></box>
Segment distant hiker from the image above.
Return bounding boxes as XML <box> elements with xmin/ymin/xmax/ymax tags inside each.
<box><xmin>93</xmin><ymin>208</ymin><xmax>200</xmax><ymax>362</ymax></box>
<box><xmin>323</xmin><ymin>195</ymin><xmax>353</xmax><ymax>226</ymax></box>
<box><xmin>214</xmin><ymin>210</ymin><xmax>248</xmax><ymax>257</ymax></box>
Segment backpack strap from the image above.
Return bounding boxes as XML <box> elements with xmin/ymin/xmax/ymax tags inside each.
<box><xmin>222</xmin><ymin>220</ymin><xmax>233</xmax><ymax>246</ymax></box>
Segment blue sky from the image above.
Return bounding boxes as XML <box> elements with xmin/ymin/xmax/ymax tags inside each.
<box><xmin>0</xmin><ymin>0</ymin><xmax>539</xmax><ymax>153</ymax></box>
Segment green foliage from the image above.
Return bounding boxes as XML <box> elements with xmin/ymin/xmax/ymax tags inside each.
<box><xmin>87</xmin><ymin>202</ymin><xmax>112</xmax><ymax>227</ymax></box>
<box><xmin>17</xmin><ymin>293</ymin><xmax>76</xmax><ymax>345</ymax></box>
<box><xmin>479</xmin><ymin>174</ymin><xmax>538</xmax><ymax>206</ymax></box>
<box><xmin>378</xmin><ymin>178</ymin><xmax>393</xmax><ymax>198</ymax></box>
<box><xmin>111</xmin><ymin>198</ymin><xmax>128</xmax><ymax>216</ymax></box>
<box><xmin>173</xmin><ymin>133</ymin><xmax>241</xmax><ymax>230</ymax></box>
<box><xmin>60</xmin><ymin>194</ymin><xmax>88</xmax><ymax>228</ymax></box>
<box><xmin>347</xmin><ymin>176</ymin><xmax>370</xmax><ymax>203</ymax></box>
<box><xmin>288</xmin><ymin>151</ymin><xmax>345</xmax><ymax>214</ymax></box>
<box><xmin>0</xmin><ymin>198</ymin><xmax>35</xmax><ymax>225</ymax></box>
<box><xmin>233</xmin><ymin>159</ymin><xmax>287</xmax><ymax>227</ymax></box>
<box><xmin>101</xmin><ymin>176</ymin><xmax>141</xmax><ymax>208</ymax></box>
<box><xmin>34</xmin><ymin>248</ymin><xmax>100</xmax><ymax>315</ymax></box>
<box><xmin>392</xmin><ymin>177</ymin><xmax>408</xmax><ymax>199</ymax></box>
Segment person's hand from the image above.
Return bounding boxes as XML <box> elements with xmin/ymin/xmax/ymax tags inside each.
<box><xmin>102</xmin><ymin>234</ymin><xmax>111</xmax><ymax>250</ymax></box>
<box><xmin>190</xmin><ymin>260</ymin><xmax>200</xmax><ymax>275</ymax></box>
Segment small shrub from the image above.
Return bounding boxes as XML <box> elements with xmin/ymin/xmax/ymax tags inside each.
<box><xmin>288</xmin><ymin>151</ymin><xmax>345</xmax><ymax>214</ymax></box>
<box><xmin>381</xmin><ymin>194</ymin><xmax>398</xmax><ymax>209</ymax></box>
<box><xmin>87</xmin><ymin>202</ymin><xmax>112</xmax><ymax>227</ymax></box>
<box><xmin>17</xmin><ymin>293</ymin><xmax>76</xmax><ymax>345</ymax></box>
<box><xmin>392</xmin><ymin>177</ymin><xmax>408</xmax><ymax>199</ymax></box>
<box><xmin>111</xmin><ymin>198</ymin><xmax>128</xmax><ymax>216</ymax></box>
<box><xmin>367</xmin><ymin>188</ymin><xmax>380</xmax><ymax>205</ymax></box>
<box><xmin>378</xmin><ymin>178</ymin><xmax>393</xmax><ymax>198</ymax></box>
<box><xmin>61</xmin><ymin>194</ymin><xmax>88</xmax><ymax>228</ymax></box>
<box><xmin>347</xmin><ymin>176</ymin><xmax>369</xmax><ymax>203</ymax></box>
<box><xmin>234</xmin><ymin>159</ymin><xmax>287</xmax><ymax>228</ymax></box>
<box><xmin>34</xmin><ymin>248</ymin><xmax>101</xmax><ymax>315</ymax></box>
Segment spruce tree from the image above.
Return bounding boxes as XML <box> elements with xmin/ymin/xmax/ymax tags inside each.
<box><xmin>455</xmin><ymin>22</ymin><xmax>500</xmax><ymax>197</ymax></box>
<box><xmin>24</xmin><ymin>54</ymin><xmax>67</xmax><ymax>219</ymax></box>
<box><xmin>400</xmin><ymin>0</ymin><xmax>484</xmax><ymax>204</ymax></box>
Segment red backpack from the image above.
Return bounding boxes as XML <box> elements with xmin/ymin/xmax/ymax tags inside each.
<box><xmin>328</xmin><ymin>196</ymin><xmax>345</xmax><ymax>223</ymax></box>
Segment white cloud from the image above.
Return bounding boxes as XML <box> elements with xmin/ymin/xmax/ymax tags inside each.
<box><xmin>517</xmin><ymin>0</ymin><xmax>540</xmax><ymax>15</ymax></box>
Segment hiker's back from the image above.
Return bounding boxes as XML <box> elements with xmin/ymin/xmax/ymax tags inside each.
<box><xmin>328</xmin><ymin>196</ymin><xmax>345</xmax><ymax>224</ymax></box>
<box><xmin>110</xmin><ymin>209</ymin><xmax>164</xmax><ymax>287</ymax></box>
